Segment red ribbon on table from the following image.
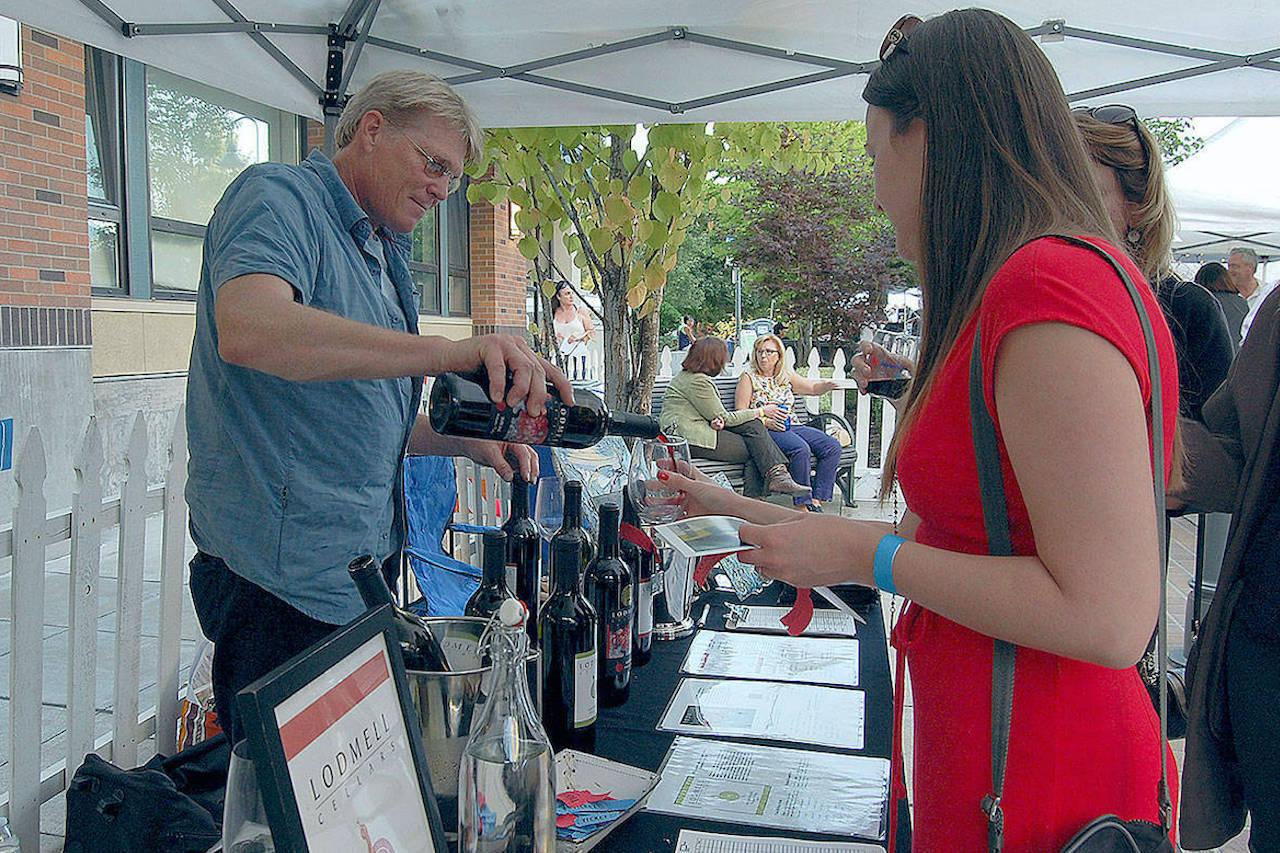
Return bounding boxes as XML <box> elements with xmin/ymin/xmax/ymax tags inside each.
<box><xmin>619</xmin><ymin>521</ymin><xmax>655</xmax><ymax>553</ymax></box>
<box><xmin>779</xmin><ymin>588</ymin><xmax>815</xmax><ymax>636</ymax></box>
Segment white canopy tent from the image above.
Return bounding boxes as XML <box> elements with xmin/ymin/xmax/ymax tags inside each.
<box><xmin>7</xmin><ymin>0</ymin><xmax>1280</xmax><ymax>134</ymax></box>
<box><xmin>1169</xmin><ymin>117</ymin><xmax>1280</xmax><ymax>264</ymax></box>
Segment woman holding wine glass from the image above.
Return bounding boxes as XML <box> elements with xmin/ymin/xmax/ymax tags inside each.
<box><xmin>658</xmin><ymin>10</ymin><xmax>1179</xmax><ymax>851</ymax></box>
<box><xmin>735</xmin><ymin>333</ymin><xmax>841</xmax><ymax>511</ymax></box>
<box><xmin>658</xmin><ymin>337</ymin><xmax>811</xmax><ymax>499</ymax></box>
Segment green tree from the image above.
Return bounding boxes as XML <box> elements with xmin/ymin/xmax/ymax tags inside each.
<box><xmin>469</xmin><ymin>124</ymin><xmax>844</xmax><ymax>412</ymax></box>
<box><xmin>1144</xmin><ymin>117</ymin><xmax>1203</xmax><ymax>167</ymax></box>
<box><xmin>658</xmin><ymin>214</ymin><xmax>770</xmax><ymax>340</ymax></box>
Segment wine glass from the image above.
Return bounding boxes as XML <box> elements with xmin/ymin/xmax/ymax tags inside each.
<box><xmin>533</xmin><ymin>475</ymin><xmax>564</xmax><ymax>541</ymax></box>
<box><xmin>859</xmin><ymin>325</ymin><xmax>918</xmax><ymax>399</ymax></box>
<box><xmin>626</xmin><ymin>437</ymin><xmax>691</xmax><ymax>525</ymax></box>
<box><xmin>223</xmin><ymin>740</ymin><xmax>276</xmax><ymax>853</ymax></box>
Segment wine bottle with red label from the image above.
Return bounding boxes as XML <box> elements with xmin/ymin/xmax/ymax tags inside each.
<box><xmin>584</xmin><ymin>502</ymin><xmax>633</xmax><ymax>707</ymax></box>
<box><xmin>428</xmin><ymin>368</ymin><xmax>658</xmax><ymax>448</ymax></box>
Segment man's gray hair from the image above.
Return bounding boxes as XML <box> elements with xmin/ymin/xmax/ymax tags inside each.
<box><xmin>336</xmin><ymin>70</ymin><xmax>484</xmax><ymax>165</ymax></box>
<box><xmin>1229</xmin><ymin>247</ymin><xmax>1259</xmax><ymax>268</ymax></box>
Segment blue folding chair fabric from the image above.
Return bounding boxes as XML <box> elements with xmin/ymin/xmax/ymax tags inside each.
<box><xmin>402</xmin><ymin>454</ymin><xmax>496</xmax><ymax>616</ymax></box>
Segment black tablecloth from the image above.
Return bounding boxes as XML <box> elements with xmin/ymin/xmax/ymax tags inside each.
<box><xmin>586</xmin><ymin>584</ymin><xmax>912</xmax><ymax>852</ymax></box>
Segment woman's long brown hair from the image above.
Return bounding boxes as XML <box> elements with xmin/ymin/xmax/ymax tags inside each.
<box><xmin>863</xmin><ymin>9</ymin><xmax>1134</xmax><ymax>497</ymax></box>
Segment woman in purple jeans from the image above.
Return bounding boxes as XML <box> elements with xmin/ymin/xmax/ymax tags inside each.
<box><xmin>735</xmin><ymin>333</ymin><xmax>842</xmax><ymax>511</ymax></box>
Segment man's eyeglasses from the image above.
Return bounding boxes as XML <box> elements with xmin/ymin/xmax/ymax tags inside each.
<box><xmin>402</xmin><ymin>133</ymin><xmax>462</xmax><ymax>194</ymax></box>
<box><xmin>880</xmin><ymin>14</ymin><xmax>923</xmax><ymax>62</ymax></box>
<box><xmin>1072</xmin><ymin>104</ymin><xmax>1151</xmax><ymax>174</ymax></box>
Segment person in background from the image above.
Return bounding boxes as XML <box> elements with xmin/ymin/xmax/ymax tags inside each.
<box><xmin>551</xmin><ymin>280</ymin><xmax>595</xmax><ymax>378</ymax></box>
<box><xmin>1074</xmin><ymin>106</ymin><xmax>1234</xmax><ymax>420</ymax></box>
<box><xmin>1228</xmin><ymin>247</ymin><xmax>1274</xmax><ymax>341</ymax></box>
<box><xmin>1177</xmin><ymin>287</ymin><xmax>1280</xmax><ymax>852</ymax></box>
<box><xmin>1196</xmin><ymin>261</ymin><xmax>1249</xmax><ymax>350</ymax></box>
<box><xmin>184</xmin><ymin>70</ymin><xmax>570</xmax><ymax>741</ymax></box>
<box><xmin>659</xmin><ymin>337</ymin><xmax>810</xmax><ymax>499</ymax></box>
<box><xmin>660</xmin><ymin>11</ymin><xmax>1179</xmax><ymax>850</ymax></box>
<box><xmin>736</xmin><ymin>333</ymin><xmax>841</xmax><ymax>511</ymax></box>
<box><xmin>677</xmin><ymin>315</ymin><xmax>697</xmax><ymax>350</ymax></box>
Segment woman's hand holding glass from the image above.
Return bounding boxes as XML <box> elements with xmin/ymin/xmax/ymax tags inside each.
<box><xmin>851</xmin><ymin>341</ymin><xmax>916</xmax><ymax>393</ymax></box>
<box><xmin>627</xmin><ymin>438</ymin><xmax>691</xmax><ymax>524</ymax></box>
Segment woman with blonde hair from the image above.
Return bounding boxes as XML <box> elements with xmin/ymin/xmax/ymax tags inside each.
<box><xmin>1075</xmin><ymin>107</ymin><xmax>1233</xmax><ymax>419</ymax></box>
<box><xmin>659</xmin><ymin>10</ymin><xmax>1179</xmax><ymax>850</ymax></box>
<box><xmin>735</xmin><ymin>333</ymin><xmax>841</xmax><ymax>510</ymax></box>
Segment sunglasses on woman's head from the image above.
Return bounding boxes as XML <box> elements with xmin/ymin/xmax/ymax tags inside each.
<box><xmin>880</xmin><ymin>14</ymin><xmax>923</xmax><ymax>61</ymax></box>
<box><xmin>1073</xmin><ymin>103</ymin><xmax>1151</xmax><ymax>173</ymax></box>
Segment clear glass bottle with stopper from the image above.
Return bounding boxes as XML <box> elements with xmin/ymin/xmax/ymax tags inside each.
<box><xmin>459</xmin><ymin>599</ymin><xmax>555</xmax><ymax>852</ymax></box>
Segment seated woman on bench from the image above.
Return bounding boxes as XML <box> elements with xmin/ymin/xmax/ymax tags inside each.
<box><xmin>659</xmin><ymin>336</ymin><xmax>811</xmax><ymax>500</ymax></box>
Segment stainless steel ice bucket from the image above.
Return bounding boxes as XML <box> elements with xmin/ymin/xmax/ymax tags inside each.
<box><xmin>403</xmin><ymin>616</ymin><xmax>541</xmax><ymax>835</ymax></box>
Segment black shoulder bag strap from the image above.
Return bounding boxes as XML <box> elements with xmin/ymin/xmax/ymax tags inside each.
<box><xmin>976</xmin><ymin>236</ymin><xmax>1172</xmax><ymax>852</ymax></box>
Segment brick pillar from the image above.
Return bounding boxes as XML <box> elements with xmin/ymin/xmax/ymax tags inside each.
<box><xmin>469</xmin><ymin>196</ymin><xmax>529</xmax><ymax>338</ymax></box>
<box><xmin>0</xmin><ymin>25</ymin><xmax>91</xmax><ymax>345</ymax></box>
<box><xmin>306</xmin><ymin>119</ymin><xmax>325</xmax><ymax>156</ymax></box>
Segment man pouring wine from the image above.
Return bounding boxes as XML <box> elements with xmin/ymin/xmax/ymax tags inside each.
<box><xmin>184</xmin><ymin>69</ymin><xmax>573</xmax><ymax>742</ymax></box>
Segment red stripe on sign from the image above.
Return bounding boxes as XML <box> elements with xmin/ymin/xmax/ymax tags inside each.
<box><xmin>279</xmin><ymin>652</ymin><xmax>390</xmax><ymax>761</ymax></box>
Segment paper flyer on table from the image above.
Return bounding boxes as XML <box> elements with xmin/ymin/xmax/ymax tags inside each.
<box><xmin>653</xmin><ymin>515</ymin><xmax>757</xmax><ymax>560</ymax></box>
<box><xmin>647</xmin><ymin>737</ymin><xmax>890</xmax><ymax>840</ymax></box>
<box><xmin>681</xmin><ymin>630</ymin><xmax>859</xmax><ymax>687</ymax></box>
<box><xmin>675</xmin><ymin>829</ymin><xmax>886</xmax><ymax>853</ymax></box>
<box><xmin>658</xmin><ymin>678</ymin><xmax>865</xmax><ymax>750</ymax></box>
<box><xmin>726</xmin><ymin>604</ymin><xmax>859</xmax><ymax>637</ymax></box>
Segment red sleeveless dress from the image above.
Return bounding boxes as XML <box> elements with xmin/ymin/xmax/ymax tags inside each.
<box><xmin>892</xmin><ymin>237</ymin><xmax>1179</xmax><ymax>851</ymax></box>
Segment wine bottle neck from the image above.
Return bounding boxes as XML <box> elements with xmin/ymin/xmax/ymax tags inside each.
<box><xmin>608</xmin><ymin>411</ymin><xmax>661</xmax><ymax>439</ymax></box>
<box><xmin>509</xmin><ymin>478</ymin><xmax>529</xmax><ymax>517</ymax></box>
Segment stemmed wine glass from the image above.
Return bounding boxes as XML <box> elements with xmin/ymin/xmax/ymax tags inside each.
<box><xmin>223</xmin><ymin>740</ymin><xmax>276</xmax><ymax>853</ymax></box>
<box><xmin>626</xmin><ymin>437</ymin><xmax>697</xmax><ymax>639</ymax></box>
<box><xmin>625</xmin><ymin>437</ymin><xmax>691</xmax><ymax>525</ymax></box>
<box><xmin>859</xmin><ymin>325</ymin><xmax>918</xmax><ymax>399</ymax></box>
<box><xmin>533</xmin><ymin>475</ymin><xmax>564</xmax><ymax>542</ymax></box>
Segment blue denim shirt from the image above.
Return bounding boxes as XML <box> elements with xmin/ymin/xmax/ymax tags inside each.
<box><xmin>186</xmin><ymin>151</ymin><xmax>423</xmax><ymax>624</ymax></box>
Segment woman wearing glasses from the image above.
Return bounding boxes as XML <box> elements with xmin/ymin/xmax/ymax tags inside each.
<box><xmin>658</xmin><ymin>337</ymin><xmax>811</xmax><ymax>499</ymax></box>
<box><xmin>735</xmin><ymin>333</ymin><xmax>841</xmax><ymax>511</ymax></box>
<box><xmin>658</xmin><ymin>10</ymin><xmax>1179</xmax><ymax>851</ymax></box>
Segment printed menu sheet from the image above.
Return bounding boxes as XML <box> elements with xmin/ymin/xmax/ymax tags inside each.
<box><xmin>681</xmin><ymin>630</ymin><xmax>860</xmax><ymax>687</ymax></box>
<box><xmin>646</xmin><ymin>738</ymin><xmax>889</xmax><ymax>840</ymax></box>
<box><xmin>658</xmin><ymin>678</ymin><xmax>865</xmax><ymax>750</ymax></box>
<box><xmin>725</xmin><ymin>604</ymin><xmax>859</xmax><ymax>637</ymax></box>
<box><xmin>675</xmin><ymin>829</ymin><xmax>885</xmax><ymax>853</ymax></box>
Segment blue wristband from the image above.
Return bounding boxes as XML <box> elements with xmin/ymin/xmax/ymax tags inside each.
<box><xmin>874</xmin><ymin>534</ymin><xmax>906</xmax><ymax>595</ymax></box>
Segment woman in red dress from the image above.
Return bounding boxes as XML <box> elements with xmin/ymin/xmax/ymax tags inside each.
<box><xmin>660</xmin><ymin>9</ymin><xmax>1179</xmax><ymax>851</ymax></box>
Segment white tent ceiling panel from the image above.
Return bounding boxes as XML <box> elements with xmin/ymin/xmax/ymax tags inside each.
<box><xmin>7</xmin><ymin>0</ymin><xmax>1280</xmax><ymax>126</ymax></box>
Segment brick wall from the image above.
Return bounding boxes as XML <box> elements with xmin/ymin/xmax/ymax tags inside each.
<box><xmin>0</xmin><ymin>25</ymin><xmax>91</xmax><ymax>347</ymax></box>
<box><xmin>469</xmin><ymin>196</ymin><xmax>528</xmax><ymax>337</ymax></box>
<box><xmin>306</xmin><ymin>119</ymin><xmax>324</xmax><ymax>155</ymax></box>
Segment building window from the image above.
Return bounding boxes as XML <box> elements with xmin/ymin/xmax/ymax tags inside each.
<box><xmin>447</xmin><ymin>178</ymin><xmax>471</xmax><ymax>316</ymax></box>
<box><xmin>410</xmin><ymin>208</ymin><xmax>440</xmax><ymax>314</ymax></box>
<box><xmin>86</xmin><ymin>48</ymin><xmax>123</xmax><ymax>292</ymax></box>
<box><xmin>146</xmin><ymin>69</ymin><xmax>282</xmax><ymax>296</ymax></box>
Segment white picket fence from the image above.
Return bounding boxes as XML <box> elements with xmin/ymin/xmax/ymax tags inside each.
<box><xmin>656</xmin><ymin>344</ymin><xmax>900</xmax><ymax>500</ymax></box>
<box><xmin>0</xmin><ymin>409</ymin><xmax>189</xmax><ymax>850</ymax></box>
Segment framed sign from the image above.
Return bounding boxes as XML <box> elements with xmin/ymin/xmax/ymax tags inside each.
<box><xmin>237</xmin><ymin>605</ymin><xmax>447</xmax><ymax>853</ymax></box>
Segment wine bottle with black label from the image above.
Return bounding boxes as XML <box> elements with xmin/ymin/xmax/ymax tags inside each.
<box><xmin>538</xmin><ymin>536</ymin><xmax>598</xmax><ymax>752</ymax></box>
<box><xmin>465</xmin><ymin>530</ymin><xmax>516</xmax><ymax>620</ymax></box>
<box><xmin>349</xmin><ymin>554</ymin><xmax>450</xmax><ymax>671</ymax></box>
<box><xmin>504</xmin><ymin>473</ymin><xmax>542</xmax><ymax>645</ymax></box>
<box><xmin>620</xmin><ymin>488</ymin><xmax>654</xmax><ymax>667</ymax></box>
<box><xmin>584</xmin><ymin>502</ymin><xmax>632</xmax><ymax>707</ymax></box>
<box><xmin>428</xmin><ymin>368</ymin><xmax>659</xmax><ymax>448</ymax></box>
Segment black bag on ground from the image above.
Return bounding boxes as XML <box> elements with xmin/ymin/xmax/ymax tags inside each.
<box><xmin>64</xmin><ymin>733</ymin><xmax>230</xmax><ymax>853</ymax></box>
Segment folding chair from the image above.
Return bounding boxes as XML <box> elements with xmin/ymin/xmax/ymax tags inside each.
<box><xmin>401</xmin><ymin>454</ymin><xmax>498</xmax><ymax>616</ymax></box>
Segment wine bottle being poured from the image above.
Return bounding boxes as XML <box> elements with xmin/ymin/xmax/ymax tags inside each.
<box><xmin>428</xmin><ymin>367</ymin><xmax>658</xmax><ymax>448</ymax></box>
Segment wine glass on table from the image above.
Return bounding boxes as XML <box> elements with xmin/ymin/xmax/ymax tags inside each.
<box><xmin>223</xmin><ymin>740</ymin><xmax>276</xmax><ymax>853</ymax></box>
<box><xmin>626</xmin><ymin>437</ymin><xmax>696</xmax><ymax>639</ymax></box>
